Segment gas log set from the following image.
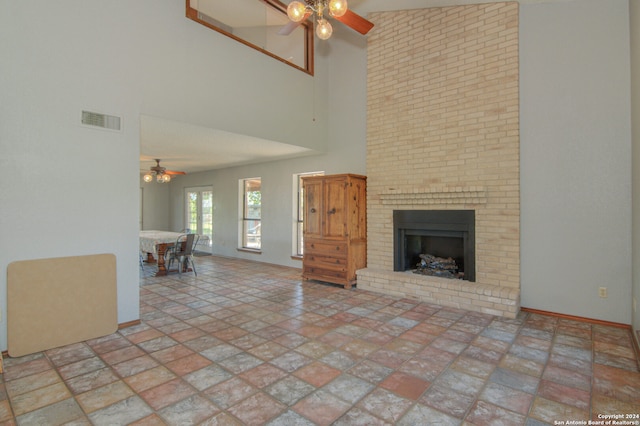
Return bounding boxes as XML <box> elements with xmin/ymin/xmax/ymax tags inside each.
<box><xmin>414</xmin><ymin>253</ymin><xmax>464</xmax><ymax>279</ymax></box>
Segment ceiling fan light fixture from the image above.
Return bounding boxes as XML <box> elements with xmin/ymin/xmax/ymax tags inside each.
<box><xmin>283</xmin><ymin>0</ymin><xmax>372</xmax><ymax>40</ymax></box>
<box><xmin>316</xmin><ymin>18</ymin><xmax>333</xmax><ymax>40</ymax></box>
<box><xmin>143</xmin><ymin>159</ymin><xmax>184</xmax><ymax>183</ymax></box>
<box><xmin>328</xmin><ymin>0</ymin><xmax>347</xmax><ymax>18</ymax></box>
<box><xmin>287</xmin><ymin>1</ymin><xmax>307</xmax><ymax>22</ymax></box>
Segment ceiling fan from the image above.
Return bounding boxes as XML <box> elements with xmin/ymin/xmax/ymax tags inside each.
<box><xmin>143</xmin><ymin>159</ymin><xmax>186</xmax><ymax>183</ymax></box>
<box><xmin>280</xmin><ymin>0</ymin><xmax>374</xmax><ymax>40</ymax></box>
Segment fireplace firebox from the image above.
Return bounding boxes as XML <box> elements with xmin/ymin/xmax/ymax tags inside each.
<box><xmin>393</xmin><ymin>210</ymin><xmax>475</xmax><ymax>282</ymax></box>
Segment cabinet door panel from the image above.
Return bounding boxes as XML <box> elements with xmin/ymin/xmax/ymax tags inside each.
<box><xmin>303</xmin><ymin>179</ymin><xmax>322</xmax><ymax>238</ymax></box>
<box><xmin>323</xmin><ymin>179</ymin><xmax>347</xmax><ymax>238</ymax></box>
<box><xmin>348</xmin><ymin>179</ymin><xmax>367</xmax><ymax>241</ymax></box>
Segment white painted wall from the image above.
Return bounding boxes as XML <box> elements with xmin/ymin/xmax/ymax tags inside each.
<box><xmin>140</xmin><ymin>181</ymin><xmax>171</xmax><ymax>231</ymax></box>
<box><xmin>1</xmin><ymin>0</ymin><xmax>330</xmax><ymax>352</ymax></box>
<box><xmin>520</xmin><ymin>0</ymin><xmax>632</xmax><ymax>323</ymax></box>
<box><xmin>1</xmin><ymin>2</ymin><xmax>144</xmax><ymax>350</ymax></box>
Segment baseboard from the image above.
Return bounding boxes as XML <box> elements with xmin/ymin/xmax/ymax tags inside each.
<box><xmin>118</xmin><ymin>319</ymin><xmax>141</xmax><ymax>329</ymax></box>
<box><xmin>520</xmin><ymin>307</ymin><xmax>630</xmax><ymax>329</ymax></box>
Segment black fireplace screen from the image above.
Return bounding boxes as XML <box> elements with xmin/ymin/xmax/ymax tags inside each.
<box><xmin>393</xmin><ymin>210</ymin><xmax>475</xmax><ymax>282</ymax></box>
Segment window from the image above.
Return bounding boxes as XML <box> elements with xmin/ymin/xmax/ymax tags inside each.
<box><xmin>186</xmin><ymin>0</ymin><xmax>314</xmax><ymax>75</ymax></box>
<box><xmin>241</xmin><ymin>178</ymin><xmax>261</xmax><ymax>250</ymax></box>
<box><xmin>294</xmin><ymin>172</ymin><xmax>324</xmax><ymax>257</ymax></box>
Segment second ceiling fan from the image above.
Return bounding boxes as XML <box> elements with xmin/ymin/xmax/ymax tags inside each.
<box><xmin>280</xmin><ymin>0</ymin><xmax>374</xmax><ymax>40</ymax></box>
<box><xmin>143</xmin><ymin>159</ymin><xmax>186</xmax><ymax>183</ymax></box>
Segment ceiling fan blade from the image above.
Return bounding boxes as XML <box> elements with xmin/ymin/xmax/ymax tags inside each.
<box><xmin>278</xmin><ymin>11</ymin><xmax>312</xmax><ymax>36</ymax></box>
<box><xmin>334</xmin><ymin>9</ymin><xmax>374</xmax><ymax>35</ymax></box>
<box><xmin>165</xmin><ymin>170</ymin><xmax>186</xmax><ymax>175</ymax></box>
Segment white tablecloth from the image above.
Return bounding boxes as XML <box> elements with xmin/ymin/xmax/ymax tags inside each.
<box><xmin>139</xmin><ymin>231</ymin><xmax>183</xmax><ymax>255</ymax></box>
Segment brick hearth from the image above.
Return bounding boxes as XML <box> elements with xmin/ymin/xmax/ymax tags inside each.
<box><xmin>358</xmin><ymin>2</ymin><xmax>520</xmax><ymax>318</ymax></box>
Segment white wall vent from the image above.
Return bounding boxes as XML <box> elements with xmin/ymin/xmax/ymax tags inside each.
<box><xmin>81</xmin><ymin>110</ymin><xmax>122</xmax><ymax>131</ymax></box>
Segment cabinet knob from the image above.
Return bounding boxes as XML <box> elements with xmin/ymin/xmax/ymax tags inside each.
<box><xmin>328</xmin><ymin>208</ymin><xmax>336</xmax><ymax>215</ymax></box>
<box><xmin>310</xmin><ymin>208</ymin><xmax>316</xmax><ymax>213</ymax></box>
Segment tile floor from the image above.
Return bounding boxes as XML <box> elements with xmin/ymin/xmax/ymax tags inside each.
<box><xmin>1</xmin><ymin>255</ymin><xmax>639</xmax><ymax>425</ymax></box>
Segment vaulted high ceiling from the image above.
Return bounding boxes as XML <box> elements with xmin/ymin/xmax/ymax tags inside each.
<box><xmin>140</xmin><ymin>0</ymin><xmax>551</xmax><ymax>176</ymax></box>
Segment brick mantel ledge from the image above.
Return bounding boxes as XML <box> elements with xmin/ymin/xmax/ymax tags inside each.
<box><xmin>380</xmin><ymin>186</ymin><xmax>487</xmax><ymax>205</ymax></box>
<box><xmin>357</xmin><ymin>268</ymin><xmax>520</xmax><ymax>318</ymax></box>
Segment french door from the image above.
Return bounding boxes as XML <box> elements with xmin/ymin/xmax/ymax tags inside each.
<box><xmin>185</xmin><ymin>186</ymin><xmax>213</xmax><ymax>252</ymax></box>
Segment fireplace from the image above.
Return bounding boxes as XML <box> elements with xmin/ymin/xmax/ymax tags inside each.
<box><xmin>393</xmin><ymin>210</ymin><xmax>475</xmax><ymax>282</ymax></box>
<box><xmin>358</xmin><ymin>3</ymin><xmax>520</xmax><ymax>317</ymax></box>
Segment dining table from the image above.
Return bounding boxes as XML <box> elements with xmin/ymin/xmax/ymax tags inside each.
<box><xmin>139</xmin><ymin>230</ymin><xmax>183</xmax><ymax>276</ymax></box>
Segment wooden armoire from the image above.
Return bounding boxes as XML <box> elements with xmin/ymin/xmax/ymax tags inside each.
<box><xmin>301</xmin><ymin>174</ymin><xmax>367</xmax><ymax>289</ymax></box>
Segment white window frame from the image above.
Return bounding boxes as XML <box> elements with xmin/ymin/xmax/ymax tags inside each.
<box><xmin>239</xmin><ymin>177</ymin><xmax>262</xmax><ymax>251</ymax></box>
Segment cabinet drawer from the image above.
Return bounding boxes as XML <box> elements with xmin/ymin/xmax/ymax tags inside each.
<box><xmin>305</xmin><ymin>240</ymin><xmax>347</xmax><ymax>255</ymax></box>
<box><xmin>303</xmin><ymin>265</ymin><xmax>348</xmax><ymax>281</ymax></box>
<box><xmin>304</xmin><ymin>253</ymin><xmax>347</xmax><ymax>271</ymax></box>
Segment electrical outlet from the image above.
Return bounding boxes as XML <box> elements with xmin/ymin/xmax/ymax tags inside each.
<box><xmin>598</xmin><ymin>287</ymin><xmax>608</xmax><ymax>298</ymax></box>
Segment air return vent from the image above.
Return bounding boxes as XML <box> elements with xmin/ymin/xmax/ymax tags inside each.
<box><xmin>81</xmin><ymin>110</ymin><xmax>122</xmax><ymax>131</ymax></box>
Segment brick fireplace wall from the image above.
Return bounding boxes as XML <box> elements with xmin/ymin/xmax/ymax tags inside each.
<box><xmin>358</xmin><ymin>2</ymin><xmax>520</xmax><ymax>317</ymax></box>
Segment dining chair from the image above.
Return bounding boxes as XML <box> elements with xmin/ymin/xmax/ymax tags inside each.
<box><xmin>165</xmin><ymin>233</ymin><xmax>199</xmax><ymax>277</ymax></box>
